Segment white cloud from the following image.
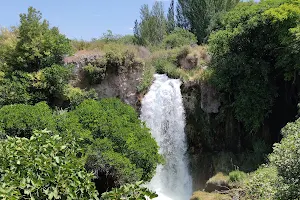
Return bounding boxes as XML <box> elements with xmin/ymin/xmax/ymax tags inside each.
<box><xmin>129</xmin><ymin>27</ymin><xmax>133</xmax><ymax>30</ymax></box>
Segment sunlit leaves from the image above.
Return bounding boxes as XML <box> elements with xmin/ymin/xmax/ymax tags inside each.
<box><xmin>0</xmin><ymin>130</ymin><xmax>99</xmax><ymax>199</ymax></box>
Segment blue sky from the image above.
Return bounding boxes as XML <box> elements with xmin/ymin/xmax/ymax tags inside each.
<box><xmin>0</xmin><ymin>0</ymin><xmax>171</xmax><ymax>40</ymax></box>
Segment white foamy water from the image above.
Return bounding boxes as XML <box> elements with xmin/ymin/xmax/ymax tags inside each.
<box><xmin>141</xmin><ymin>74</ymin><xmax>192</xmax><ymax>200</ymax></box>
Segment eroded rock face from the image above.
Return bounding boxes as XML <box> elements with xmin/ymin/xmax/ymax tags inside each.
<box><xmin>64</xmin><ymin>50</ymin><xmax>144</xmax><ymax>109</ymax></box>
<box><xmin>92</xmin><ymin>66</ymin><xmax>143</xmax><ymax>108</ymax></box>
<box><xmin>200</xmin><ymin>81</ymin><xmax>220</xmax><ymax>113</ymax></box>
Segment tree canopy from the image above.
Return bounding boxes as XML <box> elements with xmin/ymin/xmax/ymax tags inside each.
<box><xmin>208</xmin><ymin>0</ymin><xmax>300</xmax><ymax>131</ymax></box>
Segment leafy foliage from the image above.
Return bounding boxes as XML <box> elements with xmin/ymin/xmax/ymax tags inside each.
<box><xmin>0</xmin><ymin>7</ymin><xmax>96</xmax><ymax>108</ymax></box>
<box><xmin>244</xmin><ymin>165</ymin><xmax>278</xmax><ymax>200</ymax></box>
<box><xmin>268</xmin><ymin>118</ymin><xmax>300</xmax><ymax>199</ymax></box>
<box><xmin>162</xmin><ymin>28</ymin><xmax>197</xmax><ymax>49</ymax></box>
<box><xmin>73</xmin><ymin>99</ymin><xmax>161</xmax><ymax>184</ymax></box>
<box><xmin>167</xmin><ymin>0</ymin><xmax>175</xmax><ymax>33</ymax></box>
<box><xmin>244</xmin><ymin>117</ymin><xmax>300</xmax><ymax>199</ymax></box>
<box><xmin>0</xmin><ymin>130</ymin><xmax>99</xmax><ymax>200</ymax></box>
<box><xmin>0</xmin><ymin>102</ymin><xmax>55</xmax><ymax>137</ymax></box>
<box><xmin>228</xmin><ymin>170</ymin><xmax>247</xmax><ymax>183</ymax></box>
<box><xmin>101</xmin><ymin>181</ymin><xmax>158</xmax><ymax>200</ymax></box>
<box><xmin>12</xmin><ymin>7</ymin><xmax>71</xmax><ymax>71</ymax></box>
<box><xmin>134</xmin><ymin>2</ymin><xmax>167</xmax><ymax>46</ymax></box>
<box><xmin>177</xmin><ymin>0</ymin><xmax>239</xmax><ymax>43</ymax></box>
<box><xmin>63</xmin><ymin>85</ymin><xmax>98</xmax><ymax>109</ymax></box>
<box><xmin>208</xmin><ymin>0</ymin><xmax>300</xmax><ymax>131</ymax></box>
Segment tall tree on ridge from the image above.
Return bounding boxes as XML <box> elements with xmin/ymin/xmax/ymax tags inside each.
<box><xmin>134</xmin><ymin>2</ymin><xmax>167</xmax><ymax>46</ymax></box>
<box><xmin>167</xmin><ymin>0</ymin><xmax>175</xmax><ymax>33</ymax></box>
<box><xmin>176</xmin><ymin>0</ymin><xmax>240</xmax><ymax>43</ymax></box>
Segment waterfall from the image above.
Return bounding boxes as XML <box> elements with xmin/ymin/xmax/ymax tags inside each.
<box><xmin>141</xmin><ymin>74</ymin><xmax>192</xmax><ymax>200</ymax></box>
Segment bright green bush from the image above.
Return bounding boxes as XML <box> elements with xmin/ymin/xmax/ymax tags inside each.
<box><xmin>0</xmin><ymin>102</ymin><xmax>55</xmax><ymax>137</ymax></box>
<box><xmin>0</xmin><ymin>74</ymin><xmax>31</xmax><ymax>106</ymax></box>
<box><xmin>228</xmin><ymin>170</ymin><xmax>247</xmax><ymax>183</ymax></box>
<box><xmin>82</xmin><ymin>63</ymin><xmax>106</xmax><ymax>84</ymax></box>
<box><xmin>269</xmin><ymin>119</ymin><xmax>300</xmax><ymax>199</ymax></box>
<box><xmin>0</xmin><ymin>130</ymin><xmax>99</xmax><ymax>200</ymax></box>
<box><xmin>64</xmin><ymin>85</ymin><xmax>98</xmax><ymax>109</ymax></box>
<box><xmin>0</xmin><ymin>27</ymin><xmax>18</xmax><ymax>72</ymax></box>
<box><xmin>244</xmin><ymin>165</ymin><xmax>278</xmax><ymax>200</ymax></box>
<box><xmin>244</xmin><ymin>119</ymin><xmax>300</xmax><ymax>199</ymax></box>
<box><xmin>0</xmin><ymin>8</ymin><xmax>89</xmax><ymax>108</ymax></box>
<box><xmin>73</xmin><ymin>99</ymin><xmax>161</xmax><ymax>183</ymax></box>
<box><xmin>39</xmin><ymin>65</ymin><xmax>72</xmax><ymax>98</ymax></box>
<box><xmin>162</xmin><ymin>28</ymin><xmax>197</xmax><ymax>49</ymax></box>
<box><xmin>101</xmin><ymin>181</ymin><xmax>158</xmax><ymax>200</ymax></box>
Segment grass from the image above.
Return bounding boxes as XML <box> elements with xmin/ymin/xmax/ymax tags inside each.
<box><xmin>191</xmin><ymin>191</ymin><xmax>231</xmax><ymax>200</ymax></box>
<box><xmin>207</xmin><ymin>172</ymin><xmax>230</xmax><ymax>186</ymax></box>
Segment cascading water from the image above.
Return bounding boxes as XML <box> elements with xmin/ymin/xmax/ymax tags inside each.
<box><xmin>141</xmin><ymin>74</ymin><xmax>192</xmax><ymax>200</ymax></box>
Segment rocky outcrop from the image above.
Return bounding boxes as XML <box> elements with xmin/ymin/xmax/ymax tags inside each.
<box><xmin>64</xmin><ymin>50</ymin><xmax>145</xmax><ymax>109</ymax></box>
<box><xmin>200</xmin><ymin>81</ymin><xmax>220</xmax><ymax>113</ymax></box>
<box><xmin>92</xmin><ymin>66</ymin><xmax>143</xmax><ymax>108</ymax></box>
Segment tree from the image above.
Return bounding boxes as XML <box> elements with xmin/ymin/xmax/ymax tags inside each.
<box><xmin>13</xmin><ymin>7</ymin><xmax>71</xmax><ymax>72</ymax></box>
<box><xmin>177</xmin><ymin>0</ymin><xmax>239</xmax><ymax>43</ymax></box>
<box><xmin>135</xmin><ymin>2</ymin><xmax>167</xmax><ymax>46</ymax></box>
<box><xmin>0</xmin><ymin>130</ymin><xmax>99</xmax><ymax>199</ymax></box>
<box><xmin>208</xmin><ymin>0</ymin><xmax>300</xmax><ymax>131</ymax></box>
<box><xmin>0</xmin><ymin>7</ymin><xmax>80</xmax><ymax>108</ymax></box>
<box><xmin>167</xmin><ymin>0</ymin><xmax>175</xmax><ymax>33</ymax></box>
<box><xmin>176</xmin><ymin>1</ymin><xmax>190</xmax><ymax>30</ymax></box>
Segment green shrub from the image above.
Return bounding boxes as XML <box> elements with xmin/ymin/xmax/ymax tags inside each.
<box><xmin>137</xmin><ymin>61</ymin><xmax>156</xmax><ymax>93</ymax></box>
<box><xmin>64</xmin><ymin>85</ymin><xmax>98</xmax><ymax>109</ymax></box>
<box><xmin>83</xmin><ymin>63</ymin><xmax>106</xmax><ymax>84</ymax></box>
<box><xmin>73</xmin><ymin>99</ymin><xmax>161</xmax><ymax>183</ymax></box>
<box><xmin>162</xmin><ymin>28</ymin><xmax>197</xmax><ymax>49</ymax></box>
<box><xmin>0</xmin><ymin>102</ymin><xmax>55</xmax><ymax>137</ymax></box>
<box><xmin>244</xmin><ymin>165</ymin><xmax>278</xmax><ymax>200</ymax></box>
<box><xmin>228</xmin><ymin>170</ymin><xmax>247</xmax><ymax>183</ymax></box>
<box><xmin>0</xmin><ymin>75</ymin><xmax>31</xmax><ymax>106</ymax></box>
<box><xmin>101</xmin><ymin>181</ymin><xmax>158</xmax><ymax>200</ymax></box>
<box><xmin>0</xmin><ymin>130</ymin><xmax>99</xmax><ymax>200</ymax></box>
<box><xmin>269</xmin><ymin>119</ymin><xmax>300</xmax><ymax>199</ymax></box>
<box><xmin>39</xmin><ymin>65</ymin><xmax>72</xmax><ymax>97</ymax></box>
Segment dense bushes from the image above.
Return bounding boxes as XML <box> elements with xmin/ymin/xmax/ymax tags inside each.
<box><xmin>244</xmin><ymin>118</ymin><xmax>300</xmax><ymax>199</ymax></box>
<box><xmin>0</xmin><ymin>6</ymin><xmax>162</xmax><ymax>199</ymax></box>
<box><xmin>73</xmin><ymin>99</ymin><xmax>161</xmax><ymax>183</ymax></box>
<box><xmin>0</xmin><ymin>98</ymin><xmax>161</xmax><ymax>196</ymax></box>
<box><xmin>268</xmin><ymin>119</ymin><xmax>300</xmax><ymax>199</ymax></box>
<box><xmin>244</xmin><ymin>166</ymin><xmax>278</xmax><ymax>200</ymax></box>
<box><xmin>0</xmin><ymin>102</ymin><xmax>55</xmax><ymax>137</ymax></box>
<box><xmin>101</xmin><ymin>181</ymin><xmax>158</xmax><ymax>200</ymax></box>
<box><xmin>0</xmin><ymin>130</ymin><xmax>99</xmax><ymax>199</ymax></box>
